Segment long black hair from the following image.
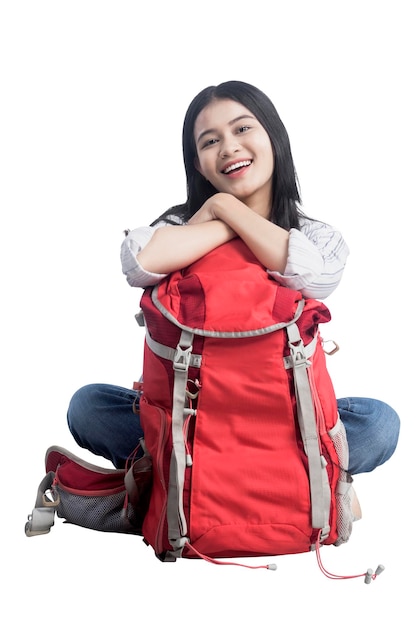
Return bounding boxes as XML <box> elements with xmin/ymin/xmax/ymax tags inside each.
<box><xmin>151</xmin><ymin>81</ymin><xmax>303</xmax><ymax>230</ymax></box>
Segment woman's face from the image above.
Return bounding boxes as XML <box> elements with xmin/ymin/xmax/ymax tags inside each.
<box><xmin>193</xmin><ymin>98</ymin><xmax>275</xmax><ymax>217</ymax></box>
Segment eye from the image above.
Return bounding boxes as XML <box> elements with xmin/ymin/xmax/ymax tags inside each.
<box><xmin>202</xmin><ymin>137</ymin><xmax>218</xmax><ymax>147</ymax></box>
<box><xmin>237</xmin><ymin>125</ymin><xmax>251</xmax><ymax>134</ymax></box>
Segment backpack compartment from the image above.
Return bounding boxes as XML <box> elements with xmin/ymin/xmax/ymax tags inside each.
<box><xmin>184</xmin><ymin>332</ymin><xmax>315</xmax><ymax>558</ymax></box>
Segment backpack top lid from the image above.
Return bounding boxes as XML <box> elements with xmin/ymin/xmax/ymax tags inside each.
<box><xmin>144</xmin><ymin>238</ymin><xmax>331</xmax><ymax>337</ymax></box>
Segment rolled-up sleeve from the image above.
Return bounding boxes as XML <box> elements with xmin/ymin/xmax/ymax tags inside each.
<box><xmin>268</xmin><ymin>219</ymin><xmax>350</xmax><ymax>299</ymax></box>
<box><xmin>120</xmin><ymin>225</ymin><xmax>169</xmax><ymax>288</ymax></box>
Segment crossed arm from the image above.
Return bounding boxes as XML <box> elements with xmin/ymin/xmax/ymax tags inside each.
<box><xmin>137</xmin><ymin>193</ymin><xmax>290</xmax><ymax>275</ymax></box>
<box><xmin>122</xmin><ymin>194</ymin><xmax>349</xmax><ymax>298</ymax></box>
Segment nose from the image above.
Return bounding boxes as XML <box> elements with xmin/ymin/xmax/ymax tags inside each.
<box><xmin>219</xmin><ymin>135</ymin><xmax>240</xmax><ymax>159</ymax></box>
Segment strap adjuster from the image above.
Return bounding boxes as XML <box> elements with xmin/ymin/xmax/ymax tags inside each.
<box><xmin>173</xmin><ymin>344</ymin><xmax>192</xmax><ymax>371</ymax></box>
<box><xmin>289</xmin><ymin>340</ymin><xmax>309</xmax><ymax>367</ymax></box>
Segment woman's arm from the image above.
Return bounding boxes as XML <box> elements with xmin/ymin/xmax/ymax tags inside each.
<box><xmin>137</xmin><ymin>219</ymin><xmax>235</xmax><ymax>275</ymax></box>
<box><xmin>121</xmin><ymin>195</ymin><xmax>349</xmax><ymax>298</ymax></box>
<box><xmin>188</xmin><ymin>193</ymin><xmax>290</xmax><ymax>273</ymax></box>
<box><xmin>268</xmin><ymin>218</ymin><xmax>350</xmax><ymax>299</ymax></box>
<box><xmin>130</xmin><ymin>193</ymin><xmax>289</xmax><ymax>283</ymax></box>
<box><xmin>188</xmin><ymin>194</ymin><xmax>349</xmax><ymax>299</ymax></box>
<box><xmin>120</xmin><ymin>216</ymin><xmax>235</xmax><ymax>288</ymax></box>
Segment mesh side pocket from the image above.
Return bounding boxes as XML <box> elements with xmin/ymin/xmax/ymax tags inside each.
<box><xmin>53</xmin><ymin>485</ymin><xmax>143</xmax><ymax>534</ymax></box>
<box><xmin>328</xmin><ymin>415</ymin><xmax>361</xmax><ymax>546</ymax></box>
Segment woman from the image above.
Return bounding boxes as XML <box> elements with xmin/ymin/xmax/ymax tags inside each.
<box><xmin>68</xmin><ymin>80</ymin><xmax>400</xmax><ymax>474</ymax></box>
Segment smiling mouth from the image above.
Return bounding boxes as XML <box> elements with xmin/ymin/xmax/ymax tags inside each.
<box><xmin>222</xmin><ymin>160</ymin><xmax>252</xmax><ymax>174</ymax></box>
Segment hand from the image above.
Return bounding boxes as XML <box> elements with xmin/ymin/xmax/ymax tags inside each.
<box><xmin>188</xmin><ymin>193</ymin><xmax>234</xmax><ymax>225</ymax></box>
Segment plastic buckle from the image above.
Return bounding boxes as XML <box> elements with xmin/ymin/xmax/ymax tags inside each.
<box><xmin>25</xmin><ymin>507</ymin><xmax>56</xmax><ymax>537</ymax></box>
<box><xmin>173</xmin><ymin>344</ymin><xmax>192</xmax><ymax>371</ymax></box>
<box><xmin>289</xmin><ymin>341</ymin><xmax>308</xmax><ymax>367</ymax></box>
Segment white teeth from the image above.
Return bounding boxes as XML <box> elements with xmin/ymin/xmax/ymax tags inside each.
<box><xmin>223</xmin><ymin>160</ymin><xmax>251</xmax><ymax>174</ymax></box>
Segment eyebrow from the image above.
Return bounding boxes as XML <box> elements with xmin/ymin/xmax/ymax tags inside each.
<box><xmin>196</xmin><ymin>114</ymin><xmax>256</xmax><ymax>145</ymax></box>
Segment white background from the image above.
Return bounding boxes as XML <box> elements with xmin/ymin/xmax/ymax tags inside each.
<box><xmin>1</xmin><ymin>1</ymin><xmax>416</xmax><ymax>623</ymax></box>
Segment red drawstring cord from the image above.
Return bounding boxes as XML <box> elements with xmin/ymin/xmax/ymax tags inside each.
<box><xmin>314</xmin><ymin>533</ymin><xmax>385</xmax><ymax>583</ymax></box>
<box><xmin>181</xmin><ymin>534</ymin><xmax>384</xmax><ymax>582</ymax></box>
<box><xmin>184</xmin><ymin>542</ymin><xmax>277</xmax><ymax>571</ymax></box>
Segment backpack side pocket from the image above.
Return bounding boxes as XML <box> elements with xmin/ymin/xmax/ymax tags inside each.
<box><xmin>328</xmin><ymin>416</ymin><xmax>362</xmax><ymax>546</ymax></box>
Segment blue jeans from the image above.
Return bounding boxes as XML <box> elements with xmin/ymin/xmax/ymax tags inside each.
<box><xmin>67</xmin><ymin>383</ymin><xmax>400</xmax><ymax>474</ymax></box>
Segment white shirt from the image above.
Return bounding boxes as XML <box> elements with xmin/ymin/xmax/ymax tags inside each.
<box><xmin>120</xmin><ymin>215</ymin><xmax>349</xmax><ymax>300</ymax></box>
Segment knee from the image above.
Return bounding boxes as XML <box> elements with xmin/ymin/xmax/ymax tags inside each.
<box><xmin>67</xmin><ymin>383</ymin><xmax>104</xmax><ymax>434</ymax></box>
<box><xmin>339</xmin><ymin>397</ymin><xmax>400</xmax><ymax>473</ymax></box>
<box><xmin>365</xmin><ymin>399</ymin><xmax>400</xmax><ymax>469</ymax></box>
<box><xmin>375</xmin><ymin>400</ymin><xmax>401</xmax><ymax>459</ymax></box>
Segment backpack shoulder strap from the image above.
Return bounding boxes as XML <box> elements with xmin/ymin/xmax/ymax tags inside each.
<box><xmin>287</xmin><ymin>321</ymin><xmax>331</xmax><ymax>540</ymax></box>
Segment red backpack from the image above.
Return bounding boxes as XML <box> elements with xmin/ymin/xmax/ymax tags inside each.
<box><xmin>137</xmin><ymin>238</ymin><xmax>357</xmax><ymax>568</ymax></box>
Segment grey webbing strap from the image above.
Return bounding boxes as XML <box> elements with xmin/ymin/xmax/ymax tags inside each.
<box><xmin>124</xmin><ymin>455</ymin><xmax>152</xmax><ymax>507</ymax></box>
<box><xmin>166</xmin><ymin>329</ymin><xmax>194</xmax><ymax>551</ymax></box>
<box><xmin>145</xmin><ymin>327</ymin><xmax>202</xmax><ymax>368</ymax></box>
<box><xmin>287</xmin><ymin>323</ymin><xmax>331</xmax><ymax>536</ymax></box>
<box><xmin>25</xmin><ymin>472</ymin><xmax>58</xmax><ymax>536</ymax></box>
